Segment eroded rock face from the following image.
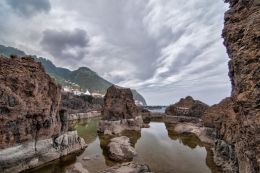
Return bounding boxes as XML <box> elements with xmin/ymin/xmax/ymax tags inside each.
<box><xmin>102</xmin><ymin>85</ymin><xmax>139</xmax><ymax>121</ymax></box>
<box><xmin>98</xmin><ymin>85</ymin><xmax>143</xmax><ymax>134</ymax></box>
<box><xmin>0</xmin><ymin>55</ymin><xmax>87</xmax><ymax>173</ymax></box>
<box><xmin>214</xmin><ymin>1</ymin><xmax>260</xmax><ymax>172</ymax></box>
<box><xmin>165</xmin><ymin>96</ymin><xmax>209</xmax><ymax>118</ymax></box>
<box><xmin>108</xmin><ymin>136</ymin><xmax>137</xmax><ymax>162</ymax></box>
<box><xmin>202</xmin><ymin>97</ymin><xmax>236</xmax><ymax>129</ymax></box>
<box><xmin>0</xmin><ymin>55</ymin><xmax>62</xmax><ymax>149</ymax></box>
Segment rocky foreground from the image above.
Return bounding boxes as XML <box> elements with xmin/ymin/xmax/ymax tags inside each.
<box><xmin>212</xmin><ymin>1</ymin><xmax>259</xmax><ymax>172</ymax></box>
<box><xmin>0</xmin><ymin>56</ymin><xmax>87</xmax><ymax>173</ymax></box>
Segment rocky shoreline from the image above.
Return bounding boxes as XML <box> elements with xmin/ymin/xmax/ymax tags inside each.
<box><xmin>0</xmin><ymin>56</ymin><xmax>88</xmax><ymax>173</ymax></box>
<box><xmin>0</xmin><ymin>0</ymin><xmax>259</xmax><ymax>172</ymax></box>
<box><xmin>0</xmin><ymin>131</ymin><xmax>87</xmax><ymax>173</ymax></box>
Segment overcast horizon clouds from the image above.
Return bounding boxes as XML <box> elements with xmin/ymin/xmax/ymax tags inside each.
<box><xmin>0</xmin><ymin>0</ymin><xmax>230</xmax><ymax>105</ymax></box>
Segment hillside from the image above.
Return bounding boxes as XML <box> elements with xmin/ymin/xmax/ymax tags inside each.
<box><xmin>0</xmin><ymin>45</ymin><xmax>147</xmax><ymax>105</ymax></box>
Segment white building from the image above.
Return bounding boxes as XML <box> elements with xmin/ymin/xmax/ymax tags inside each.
<box><xmin>84</xmin><ymin>89</ymin><xmax>91</xmax><ymax>95</ymax></box>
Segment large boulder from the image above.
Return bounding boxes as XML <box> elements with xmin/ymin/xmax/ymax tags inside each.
<box><xmin>0</xmin><ymin>55</ymin><xmax>61</xmax><ymax>149</ymax></box>
<box><xmin>108</xmin><ymin>136</ymin><xmax>137</xmax><ymax>162</ymax></box>
<box><xmin>165</xmin><ymin>96</ymin><xmax>209</xmax><ymax>118</ymax></box>
<box><xmin>98</xmin><ymin>85</ymin><xmax>143</xmax><ymax>134</ymax></box>
<box><xmin>0</xmin><ymin>55</ymin><xmax>87</xmax><ymax>173</ymax></box>
<box><xmin>102</xmin><ymin>85</ymin><xmax>139</xmax><ymax>120</ymax></box>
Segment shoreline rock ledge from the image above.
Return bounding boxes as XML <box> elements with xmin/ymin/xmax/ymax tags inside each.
<box><xmin>97</xmin><ymin>85</ymin><xmax>144</xmax><ymax>135</ymax></box>
<box><xmin>0</xmin><ymin>55</ymin><xmax>87</xmax><ymax>173</ymax></box>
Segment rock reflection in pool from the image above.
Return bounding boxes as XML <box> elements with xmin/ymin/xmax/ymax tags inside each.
<box><xmin>133</xmin><ymin>122</ymin><xmax>220</xmax><ymax>173</ymax></box>
<box><xmin>74</xmin><ymin>118</ymin><xmax>111</xmax><ymax>173</ymax></box>
<box><xmin>25</xmin><ymin>118</ymin><xmax>220</xmax><ymax>173</ymax></box>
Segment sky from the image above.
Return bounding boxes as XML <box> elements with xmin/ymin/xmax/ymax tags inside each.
<box><xmin>0</xmin><ymin>0</ymin><xmax>231</xmax><ymax>105</ymax></box>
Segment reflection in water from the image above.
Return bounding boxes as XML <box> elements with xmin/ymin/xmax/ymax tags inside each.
<box><xmin>24</xmin><ymin>151</ymin><xmax>82</xmax><ymax>173</ymax></box>
<box><xmin>165</xmin><ymin>123</ymin><xmax>204</xmax><ymax>149</ymax></box>
<box><xmin>25</xmin><ymin>118</ymin><xmax>221</xmax><ymax>173</ymax></box>
<box><xmin>134</xmin><ymin>122</ymin><xmax>221</xmax><ymax>173</ymax></box>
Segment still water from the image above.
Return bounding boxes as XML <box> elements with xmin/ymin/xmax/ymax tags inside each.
<box><xmin>26</xmin><ymin>117</ymin><xmax>220</xmax><ymax>173</ymax></box>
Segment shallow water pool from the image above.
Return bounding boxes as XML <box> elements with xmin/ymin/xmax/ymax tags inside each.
<box><xmin>26</xmin><ymin>117</ymin><xmax>221</xmax><ymax>173</ymax></box>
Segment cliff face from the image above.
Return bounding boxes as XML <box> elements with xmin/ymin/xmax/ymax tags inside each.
<box><xmin>0</xmin><ymin>55</ymin><xmax>61</xmax><ymax>149</ymax></box>
<box><xmin>0</xmin><ymin>55</ymin><xmax>87</xmax><ymax>173</ymax></box>
<box><xmin>218</xmin><ymin>1</ymin><xmax>260</xmax><ymax>172</ymax></box>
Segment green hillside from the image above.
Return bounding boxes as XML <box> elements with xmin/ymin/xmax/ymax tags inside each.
<box><xmin>0</xmin><ymin>45</ymin><xmax>147</xmax><ymax>105</ymax></box>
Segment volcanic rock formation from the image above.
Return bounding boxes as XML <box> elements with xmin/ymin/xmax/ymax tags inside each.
<box><xmin>0</xmin><ymin>55</ymin><xmax>87</xmax><ymax>173</ymax></box>
<box><xmin>0</xmin><ymin>55</ymin><xmax>62</xmax><ymax>149</ymax></box>
<box><xmin>165</xmin><ymin>96</ymin><xmax>209</xmax><ymax>118</ymax></box>
<box><xmin>211</xmin><ymin>1</ymin><xmax>260</xmax><ymax>172</ymax></box>
<box><xmin>98</xmin><ymin>85</ymin><xmax>143</xmax><ymax>135</ymax></box>
<box><xmin>102</xmin><ymin>85</ymin><xmax>139</xmax><ymax>120</ymax></box>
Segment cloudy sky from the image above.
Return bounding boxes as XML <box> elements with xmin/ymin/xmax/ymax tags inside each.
<box><xmin>0</xmin><ymin>0</ymin><xmax>230</xmax><ymax>105</ymax></box>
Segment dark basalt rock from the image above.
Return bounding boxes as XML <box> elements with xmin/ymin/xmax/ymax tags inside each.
<box><xmin>0</xmin><ymin>55</ymin><xmax>87</xmax><ymax>173</ymax></box>
<box><xmin>165</xmin><ymin>96</ymin><xmax>209</xmax><ymax>118</ymax></box>
<box><xmin>210</xmin><ymin>1</ymin><xmax>260</xmax><ymax>172</ymax></box>
<box><xmin>0</xmin><ymin>55</ymin><xmax>62</xmax><ymax>149</ymax></box>
<box><xmin>101</xmin><ymin>85</ymin><xmax>139</xmax><ymax>121</ymax></box>
<box><xmin>98</xmin><ymin>85</ymin><xmax>143</xmax><ymax>135</ymax></box>
<box><xmin>61</xmin><ymin>92</ymin><xmax>103</xmax><ymax>114</ymax></box>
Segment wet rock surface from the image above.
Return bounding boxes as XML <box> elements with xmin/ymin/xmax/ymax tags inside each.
<box><xmin>173</xmin><ymin>123</ymin><xmax>216</xmax><ymax>145</ymax></box>
<box><xmin>98</xmin><ymin>116</ymin><xmax>143</xmax><ymax>135</ymax></box>
<box><xmin>98</xmin><ymin>162</ymin><xmax>150</xmax><ymax>173</ymax></box>
<box><xmin>108</xmin><ymin>136</ymin><xmax>137</xmax><ymax>162</ymax></box>
<box><xmin>165</xmin><ymin>96</ymin><xmax>209</xmax><ymax>118</ymax></box>
<box><xmin>0</xmin><ymin>131</ymin><xmax>87</xmax><ymax>173</ymax></box>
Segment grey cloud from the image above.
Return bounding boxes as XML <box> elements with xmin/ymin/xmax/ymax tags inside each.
<box><xmin>0</xmin><ymin>0</ymin><xmax>230</xmax><ymax>105</ymax></box>
<box><xmin>6</xmin><ymin>0</ymin><xmax>51</xmax><ymax>17</ymax></box>
<box><xmin>40</xmin><ymin>28</ymin><xmax>89</xmax><ymax>63</ymax></box>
